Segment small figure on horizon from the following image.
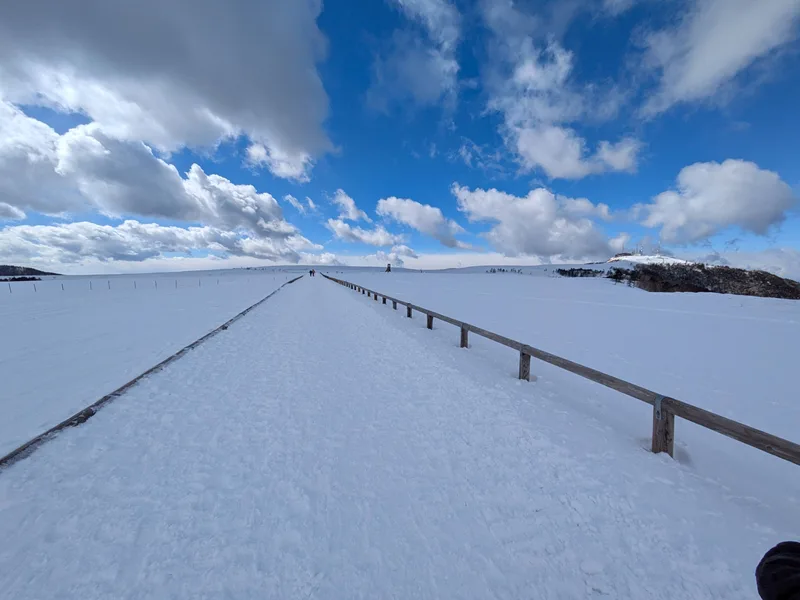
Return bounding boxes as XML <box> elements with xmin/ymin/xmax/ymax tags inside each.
<box><xmin>385</xmin><ymin>263</ymin><xmax>391</xmax><ymax>273</ymax></box>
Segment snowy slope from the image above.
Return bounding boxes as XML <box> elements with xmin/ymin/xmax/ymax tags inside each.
<box><xmin>0</xmin><ymin>277</ymin><xmax>788</xmax><ymax>599</ymax></box>
<box><xmin>607</xmin><ymin>254</ymin><xmax>693</xmax><ymax>266</ymax></box>
<box><xmin>337</xmin><ymin>271</ymin><xmax>800</xmax><ymax>522</ymax></box>
<box><xmin>0</xmin><ymin>271</ymin><xmax>290</xmax><ymax>456</ymax></box>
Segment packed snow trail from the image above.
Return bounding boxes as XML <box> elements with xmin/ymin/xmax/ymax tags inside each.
<box><xmin>0</xmin><ymin>277</ymin><xmax>781</xmax><ymax>598</ymax></box>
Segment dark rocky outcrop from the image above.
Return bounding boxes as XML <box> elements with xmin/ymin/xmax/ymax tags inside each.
<box><xmin>556</xmin><ymin>268</ymin><xmax>604</xmax><ymax>278</ymax></box>
<box><xmin>0</xmin><ymin>265</ymin><xmax>58</xmax><ymax>276</ymax></box>
<box><xmin>609</xmin><ymin>263</ymin><xmax>800</xmax><ymax>300</ymax></box>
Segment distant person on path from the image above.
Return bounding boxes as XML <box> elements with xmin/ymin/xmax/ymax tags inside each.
<box><xmin>385</xmin><ymin>263</ymin><xmax>391</xmax><ymax>273</ymax></box>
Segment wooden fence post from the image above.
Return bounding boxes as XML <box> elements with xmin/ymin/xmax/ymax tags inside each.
<box><xmin>427</xmin><ymin>314</ymin><xmax>434</xmax><ymax>329</ymax></box>
<box><xmin>652</xmin><ymin>396</ymin><xmax>675</xmax><ymax>457</ymax></box>
<box><xmin>373</xmin><ymin>292</ymin><xmax>378</xmax><ymax>301</ymax></box>
<box><xmin>407</xmin><ymin>305</ymin><xmax>412</xmax><ymax>318</ymax></box>
<box><xmin>460</xmin><ymin>325</ymin><xmax>469</xmax><ymax>348</ymax></box>
<box><xmin>518</xmin><ymin>350</ymin><xmax>531</xmax><ymax>381</ymax></box>
<box><xmin>362</xmin><ymin>289</ymin><xmax>365</xmax><ymax>295</ymax></box>
<box><xmin>392</xmin><ymin>300</ymin><xmax>397</xmax><ymax>310</ymax></box>
<box><xmin>382</xmin><ymin>296</ymin><xmax>387</xmax><ymax>304</ymax></box>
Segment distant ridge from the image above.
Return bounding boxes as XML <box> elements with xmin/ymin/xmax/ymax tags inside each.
<box><xmin>0</xmin><ymin>265</ymin><xmax>59</xmax><ymax>277</ymax></box>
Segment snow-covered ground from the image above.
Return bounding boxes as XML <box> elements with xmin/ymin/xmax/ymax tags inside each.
<box><xmin>336</xmin><ymin>270</ymin><xmax>800</xmax><ymax>523</ymax></box>
<box><xmin>0</xmin><ymin>276</ymin><xmax>792</xmax><ymax>598</ymax></box>
<box><xmin>0</xmin><ymin>270</ymin><xmax>293</xmax><ymax>456</ymax></box>
<box><xmin>607</xmin><ymin>254</ymin><xmax>693</xmax><ymax>265</ymax></box>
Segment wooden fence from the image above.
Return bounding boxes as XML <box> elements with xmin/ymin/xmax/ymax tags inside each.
<box><xmin>323</xmin><ymin>274</ymin><xmax>800</xmax><ymax>467</ymax></box>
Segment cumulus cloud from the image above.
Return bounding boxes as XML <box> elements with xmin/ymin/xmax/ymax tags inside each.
<box><xmin>368</xmin><ymin>0</ymin><xmax>461</xmax><ymax>109</ymax></box>
<box><xmin>452</xmin><ymin>183</ymin><xmax>615</xmax><ymax>259</ymax></box>
<box><xmin>326</xmin><ymin>218</ymin><xmax>405</xmax><ymax>246</ymax></box>
<box><xmin>376</xmin><ymin>196</ymin><xmax>469</xmax><ymax>248</ymax></box>
<box><xmin>0</xmin><ymin>220</ymin><xmax>319</xmax><ymax>266</ymax></box>
<box><xmin>391</xmin><ymin>244</ymin><xmax>419</xmax><ymax>258</ymax></box>
<box><xmin>482</xmin><ymin>9</ymin><xmax>639</xmax><ymax>179</ymax></box>
<box><xmin>635</xmin><ymin>159</ymin><xmax>796</xmax><ymax>243</ymax></box>
<box><xmin>0</xmin><ymin>104</ymin><xmax>296</xmax><ymax>236</ymax></box>
<box><xmin>0</xmin><ymin>0</ymin><xmax>332</xmax><ymax>180</ymax></box>
<box><xmin>561</xmin><ymin>197</ymin><xmax>612</xmax><ymax>221</ymax></box>
<box><xmin>642</xmin><ymin>0</ymin><xmax>800</xmax><ymax>115</ymax></box>
<box><xmin>0</xmin><ymin>102</ymin><xmax>322</xmax><ymax>265</ymax></box>
<box><xmin>331</xmin><ymin>189</ymin><xmax>372</xmax><ymax>222</ymax></box>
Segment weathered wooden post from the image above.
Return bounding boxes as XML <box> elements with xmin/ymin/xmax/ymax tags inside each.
<box><xmin>373</xmin><ymin>292</ymin><xmax>378</xmax><ymax>301</ymax></box>
<box><xmin>362</xmin><ymin>288</ymin><xmax>365</xmax><ymax>295</ymax></box>
<box><xmin>382</xmin><ymin>296</ymin><xmax>387</xmax><ymax>304</ymax></box>
<box><xmin>426</xmin><ymin>314</ymin><xmax>433</xmax><ymax>329</ymax></box>
<box><xmin>518</xmin><ymin>348</ymin><xmax>531</xmax><ymax>381</ymax></box>
<box><xmin>392</xmin><ymin>300</ymin><xmax>397</xmax><ymax>310</ymax></box>
<box><xmin>651</xmin><ymin>396</ymin><xmax>675</xmax><ymax>457</ymax></box>
<box><xmin>460</xmin><ymin>325</ymin><xmax>469</xmax><ymax>348</ymax></box>
<box><xmin>407</xmin><ymin>305</ymin><xmax>412</xmax><ymax>318</ymax></box>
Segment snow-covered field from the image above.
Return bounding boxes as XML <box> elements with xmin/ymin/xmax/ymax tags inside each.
<box><xmin>0</xmin><ymin>269</ymin><xmax>297</xmax><ymax>456</ymax></box>
<box><xmin>1</xmin><ymin>275</ymin><xmax>796</xmax><ymax>599</ymax></box>
<box><xmin>336</xmin><ymin>270</ymin><xmax>800</xmax><ymax>522</ymax></box>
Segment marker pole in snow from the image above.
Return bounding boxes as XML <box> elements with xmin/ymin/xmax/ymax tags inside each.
<box><xmin>518</xmin><ymin>351</ymin><xmax>531</xmax><ymax>381</ymax></box>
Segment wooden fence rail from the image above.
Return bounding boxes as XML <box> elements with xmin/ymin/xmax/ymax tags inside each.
<box><xmin>323</xmin><ymin>274</ymin><xmax>800</xmax><ymax>467</ymax></box>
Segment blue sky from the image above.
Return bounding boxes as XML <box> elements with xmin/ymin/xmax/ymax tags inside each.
<box><xmin>1</xmin><ymin>0</ymin><xmax>799</xmax><ymax>275</ymax></box>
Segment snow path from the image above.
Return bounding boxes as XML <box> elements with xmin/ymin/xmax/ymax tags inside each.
<box><xmin>0</xmin><ymin>277</ymin><xmax>778</xmax><ymax>599</ymax></box>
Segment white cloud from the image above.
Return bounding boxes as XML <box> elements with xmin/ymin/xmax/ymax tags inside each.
<box><xmin>603</xmin><ymin>0</ymin><xmax>639</xmax><ymax>16</ymax></box>
<box><xmin>283</xmin><ymin>194</ymin><xmax>317</xmax><ymax>216</ymax></box>
<box><xmin>696</xmin><ymin>247</ymin><xmax>800</xmax><ymax>282</ymax></box>
<box><xmin>0</xmin><ymin>202</ymin><xmax>25</xmax><ymax>220</ymax></box>
<box><xmin>245</xmin><ymin>144</ymin><xmax>312</xmax><ymax>183</ymax></box>
<box><xmin>284</xmin><ymin>194</ymin><xmax>307</xmax><ymax>215</ymax></box>
<box><xmin>369</xmin><ymin>0</ymin><xmax>460</xmax><ymax>109</ymax></box>
<box><xmin>596</xmin><ymin>138</ymin><xmax>641</xmax><ymax>172</ymax></box>
<box><xmin>331</xmin><ymin>189</ymin><xmax>372</xmax><ymax>222</ymax></box>
<box><xmin>391</xmin><ymin>244</ymin><xmax>419</xmax><ymax>258</ymax></box>
<box><xmin>301</xmin><ymin>252</ymin><xmax>342</xmax><ymax>266</ymax></box>
<box><xmin>452</xmin><ymin>183</ymin><xmax>615</xmax><ymax>259</ymax></box>
<box><xmin>0</xmin><ymin>220</ymin><xmax>318</xmax><ymax>266</ymax></box>
<box><xmin>635</xmin><ymin>159</ymin><xmax>797</xmax><ymax>243</ymax></box>
<box><xmin>0</xmin><ymin>101</ymin><xmax>68</xmax><ymax>214</ymax></box>
<box><xmin>376</xmin><ymin>196</ymin><xmax>469</xmax><ymax>248</ymax></box>
<box><xmin>0</xmin><ymin>0</ymin><xmax>332</xmax><ymax>181</ymax></box>
<box><xmin>562</xmin><ymin>197</ymin><xmax>612</xmax><ymax>221</ymax></box>
<box><xmin>0</xmin><ymin>104</ymin><xmax>300</xmax><ymax>240</ymax></box>
<box><xmin>482</xmin><ymin>19</ymin><xmax>640</xmax><ymax>179</ymax></box>
<box><xmin>513</xmin><ymin>125</ymin><xmax>640</xmax><ymax>179</ymax></box>
<box><xmin>642</xmin><ymin>0</ymin><xmax>800</xmax><ymax>115</ymax></box>
<box><xmin>326</xmin><ymin>218</ymin><xmax>405</xmax><ymax>246</ymax></box>
<box><xmin>453</xmin><ymin>138</ymin><xmax>505</xmax><ymax>174</ymax></box>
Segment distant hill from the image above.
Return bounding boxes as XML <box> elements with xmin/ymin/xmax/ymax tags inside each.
<box><xmin>0</xmin><ymin>265</ymin><xmax>59</xmax><ymax>277</ymax></box>
<box><xmin>608</xmin><ymin>263</ymin><xmax>800</xmax><ymax>300</ymax></box>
